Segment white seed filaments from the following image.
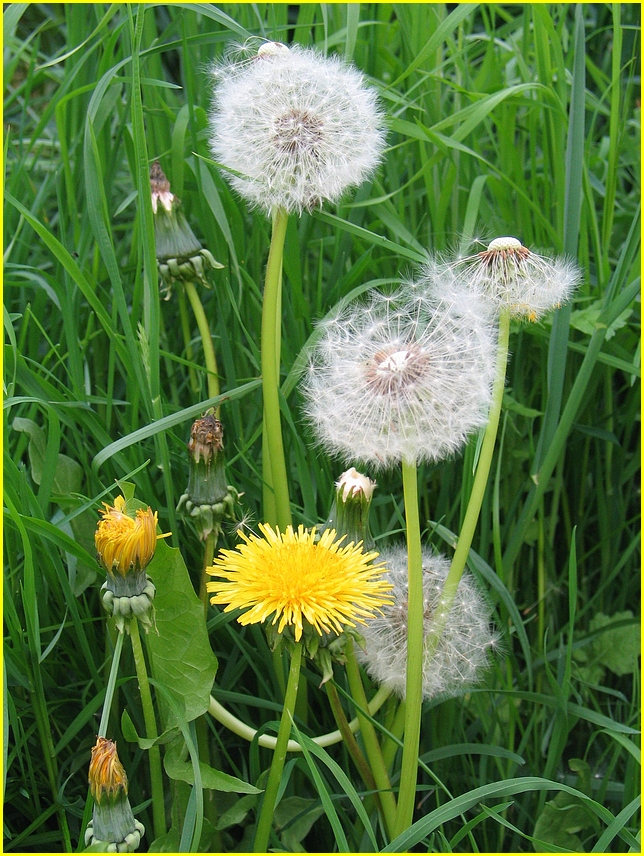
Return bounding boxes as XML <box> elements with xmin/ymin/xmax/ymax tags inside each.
<box><xmin>303</xmin><ymin>288</ymin><xmax>496</xmax><ymax>469</ymax></box>
<box><xmin>355</xmin><ymin>547</ymin><xmax>501</xmax><ymax>701</ymax></box>
<box><xmin>209</xmin><ymin>43</ymin><xmax>385</xmax><ymax>214</ymax></box>
<box><xmin>433</xmin><ymin>236</ymin><xmax>581</xmax><ymax>321</ymax></box>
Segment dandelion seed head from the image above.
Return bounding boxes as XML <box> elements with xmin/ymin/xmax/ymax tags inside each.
<box><xmin>433</xmin><ymin>236</ymin><xmax>581</xmax><ymax>320</ymax></box>
<box><xmin>303</xmin><ymin>287</ymin><xmax>495</xmax><ymax>469</ymax></box>
<box><xmin>356</xmin><ymin>546</ymin><xmax>500</xmax><ymax>700</ymax></box>
<box><xmin>209</xmin><ymin>43</ymin><xmax>385</xmax><ymax>214</ymax></box>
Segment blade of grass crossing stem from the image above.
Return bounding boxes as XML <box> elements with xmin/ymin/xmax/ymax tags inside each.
<box><xmin>129</xmin><ymin>6</ymin><xmax>177</xmax><ymax>533</ymax></box>
<box><xmin>504</xmin><ymin>211</ymin><xmax>640</xmax><ymax>570</ymax></box>
<box><xmin>600</xmin><ymin>5</ymin><xmax>622</xmax><ymax>271</ymax></box>
<box><xmin>382</xmin><ymin>777</ymin><xmax>637</xmax><ymax>852</ymax></box>
<box><xmin>592</xmin><ymin>795</ymin><xmax>641</xmax><ymax>853</ymax></box>
<box><xmin>290</xmin><ymin>728</ymin><xmax>379</xmax><ymax>851</ymax></box>
<box><xmin>289</xmin><ymin>721</ymin><xmax>350</xmax><ymax>852</ymax></box>
<box><xmin>532</xmin><ymin>6</ymin><xmax>585</xmax><ymax>476</ymax></box>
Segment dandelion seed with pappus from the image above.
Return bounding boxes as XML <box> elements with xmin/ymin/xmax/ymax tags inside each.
<box><xmin>356</xmin><ymin>546</ymin><xmax>500</xmax><ymax>700</ymax></box>
<box><xmin>436</xmin><ymin>236</ymin><xmax>581</xmax><ymax>321</ymax></box>
<box><xmin>303</xmin><ymin>287</ymin><xmax>496</xmax><ymax>469</ymax></box>
<box><xmin>209</xmin><ymin>42</ymin><xmax>385</xmax><ymax>215</ymax></box>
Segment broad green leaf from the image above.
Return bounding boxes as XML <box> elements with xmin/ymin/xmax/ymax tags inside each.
<box><xmin>274</xmin><ymin>796</ymin><xmax>325</xmax><ymax>851</ymax></box>
<box><xmin>589</xmin><ymin>611</ymin><xmax>640</xmax><ymax>676</ymax></box>
<box><xmin>533</xmin><ymin>760</ymin><xmax>595</xmax><ymax>852</ymax></box>
<box><xmin>164</xmin><ymin>740</ymin><xmax>261</xmax><ymax>794</ymax></box>
<box><xmin>145</xmin><ymin>539</ymin><xmax>218</xmax><ymax>723</ymax></box>
<box><xmin>12</xmin><ymin>417</ymin><xmax>82</xmax><ymax>496</ymax></box>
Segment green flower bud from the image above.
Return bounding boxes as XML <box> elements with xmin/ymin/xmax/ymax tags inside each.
<box><xmin>177</xmin><ymin>412</ymin><xmax>240</xmax><ymax>540</ymax></box>
<box><xmin>322</xmin><ymin>467</ymin><xmax>376</xmax><ymax>551</ymax></box>
<box><xmin>150</xmin><ymin>162</ymin><xmax>224</xmax><ymax>298</ymax></box>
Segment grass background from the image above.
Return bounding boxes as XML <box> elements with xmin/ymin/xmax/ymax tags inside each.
<box><xmin>3</xmin><ymin>3</ymin><xmax>640</xmax><ymax>852</ymax></box>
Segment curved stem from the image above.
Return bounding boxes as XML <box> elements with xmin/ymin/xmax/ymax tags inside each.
<box><xmin>253</xmin><ymin>641</ymin><xmax>302</xmax><ymax>853</ymax></box>
<box><xmin>345</xmin><ymin>642</ymin><xmax>397</xmax><ymax>838</ymax></box>
<box><xmin>184</xmin><ymin>280</ymin><xmax>220</xmax><ymax>405</ymax></box>
<box><xmin>98</xmin><ymin>630</ymin><xmax>125</xmax><ymax>737</ymax></box>
<box><xmin>423</xmin><ymin>310</ymin><xmax>510</xmax><ymax>665</ymax></box>
<box><xmin>208</xmin><ymin>684</ymin><xmax>391</xmax><ymax>751</ymax></box>
<box><xmin>129</xmin><ymin>618</ymin><xmax>165</xmax><ymax>840</ymax></box>
<box><xmin>394</xmin><ymin>459</ymin><xmax>424</xmax><ymax>836</ymax></box>
<box><xmin>261</xmin><ymin>207</ymin><xmax>291</xmax><ymax>530</ymax></box>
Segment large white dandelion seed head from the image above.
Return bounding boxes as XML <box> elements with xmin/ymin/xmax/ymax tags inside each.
<box><xmin>436</xmin><ymin>236</ymin><xmax>582</xmax><ymax>321</ymax></box>
<box><xmin>355</xmin><ymin>546</ymin><xmax>500</xmax><ymax>700</ymax></box>
<box><xmin>303</xmin><ymin>287</ymin><xmax>496</xmax><ymax>469</ymax></box>
<box><xmin>209</xmin><ymin>42</ymin><xmax>386</xmax><ymax>215</ymax></box>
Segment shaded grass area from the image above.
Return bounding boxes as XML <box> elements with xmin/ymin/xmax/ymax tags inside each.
<box><xmin>4</xmin><ymin>3</ymin><xmax>640</xmax><ymax>852</ymax></box>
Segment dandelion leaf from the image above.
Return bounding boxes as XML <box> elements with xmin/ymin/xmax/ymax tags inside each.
<box><xmin>163</xmin><ymin>739</ymin><xmax>261</xmax><ymax>794</ymax></box>
<box><xmin>145</xmin><ymin>539</ymin><xmax>218</xmax><ymax>723</ymax></box>
<box><xmin>274</xmin><ymin>796</ymin><xmax>325</xmax><ymax>852</ymax></box>
<box><xmin>588</xmin><ymin>611</ymin><xmax>640</xmax><ymax>676</ymax></box>
<box><xmin>532</xmin><ymin>759</ymin><xmax>594</xmax><ymax>852</ymax></box>
<box><xmin>12</xmin><ymin>416</ymin><xmax>82</xmax><ymax>496</ymax></box>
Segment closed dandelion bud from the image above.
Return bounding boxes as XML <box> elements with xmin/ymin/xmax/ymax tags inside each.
<box><xmin>95</xmin><ymin>496</ymin><xmax>168</xmax><ymax>633</ymax></box>
<box><xmin>356</xmin><ymin>546</ymin><xmax>500</xmax><ymax>700</ymax></box>
<box><xmin>209</xmin><ymin>42</ymin><xmax>385</xmax><ymax>215</ymax></box>
<box><xmin>85</xmin><ymin>737</ymin><xmax>145</xmax><ymax>852</ymax></box>
<box><xmin>322</xmin><ymin>467</ymin><xmax>376</xmax><ymax>551</ymax></box>
<box><xmin>437</xmin><ymin>236</ymin><xmax>581</xmax><ymax>321</ymax></box>
<box><xmin>150</xmin><ymin>162</ymin><xmax>223</xmax><ymax>298</ymax></box>
<box><xmin>176</xmin><ymin>413</ymin><xmax>240</xmax><ymax>541</ymax></box>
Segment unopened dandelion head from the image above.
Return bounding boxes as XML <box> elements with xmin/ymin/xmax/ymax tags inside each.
<box><xmin>356</xmin><ymin>546</ymin><xmax>500</xmax><ymax>700</ymax></box>
<box><xmin>440</xmin><ymin>236</ymin><xmax>581</xmax><ymax>321</ymax></box>
<box><xmin>303</xmin><ymin>287</ymin><xmax>496</xmax><ymax>468</ymax></box>
<box><xmin>209</xmin><ymin>42</ymin><xmax>385</xmax><ymax>214</ymax></box>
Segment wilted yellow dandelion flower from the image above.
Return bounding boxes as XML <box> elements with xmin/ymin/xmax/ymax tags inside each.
<box><xmin>86</xmin><ymin>737</ymin><xmax>145</xmax><ymax>851</ymax></box>
<box><xmin>207</xmin><ymin>523</ymin><xmax>392</xmax><ymax>641</ymax></box>
<box><xmin>95</xmin><ymin>496</ymin><xmax>164</xmax><ymax>576</ymax></box>
<box><xmin>89</xmin><ymin>737</ymin><xmax>129</xmax><ymax>804</ymax></box>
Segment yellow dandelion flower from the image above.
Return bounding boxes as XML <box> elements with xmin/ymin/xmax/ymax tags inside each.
<box><xmin>206</xmin><ymin>523</ymin><xmax>392</xmax><ymax>642</ymax></box>
<box><xmin>89</xmin><ymin>737</ymin><xmax>128</xmax><ymax>804</ymax></box>
<box><xmin>95</xmin><ymin>495</ymin><xmax>167</xmax><ymax>577</ymax></box>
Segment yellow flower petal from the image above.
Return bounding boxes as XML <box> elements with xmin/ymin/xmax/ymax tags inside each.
<box><xmin>206</xmin><ymin>523</ymin><xmax>392</xmax><ymax>641</ymax></box>
<box><xmin>95</xmin><ymin>495</ymin><xmax>169</xmax><ymax>577</ymax></box>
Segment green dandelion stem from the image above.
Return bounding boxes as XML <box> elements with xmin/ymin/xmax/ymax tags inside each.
<box><xmin>261</xmin><ymin>207</ymin><xmax>291</xmax><ymax>530</ymax></box>
<box><xmin>208</xmin><ymin>684</ymin><xmax>391</xmax><ymax>750</ymax></box>
<box><xmin>381</xmin><ymin>698</ymin><xmax>406</xmax><ymax>772</ymax></box>
<box><xmin>129</xmin><ymin>617</ymin><xmax>166</xmax><ymax>840</ymax></box>
<box><xmin>325</xmin><ymin>681</ymin><xmax>378</xmax><ymax>795</ymax></box>
<box><xmin>199</xmin><ymin>530</ymin><xmax>217</xmax><ymax>612</ymax></box>
<box><xmin>253</xmin><ymin>640</ymin><xmax>303</xmax><ymax>853</ymax></box>
<box><xmin>178</xmin><ymin>287</ymin><xmax>199</xmax><ymax>393</ymax></box>
<box><xmin>394</xmin><ymin>459</ymin><xmax>425</xmax><ymax>836</ymax></box>
<box><xmin>98</xmin><ymin>630</ymin><xmax>125</xmax><ymax>737</ymax></box>
<box><xmin>184</xmin><ymin>280</ymin><xmax>220</xmax><ymax>405</ymax></box>
<box><xmin>424</xmin><ymin>310</ymin><xmax>510</xmax><ymax>675</ymax></box>
<box><xmin>345</xmin><ymin>642</ymin><xmax>397</xmax><ymax>838</ymax></box>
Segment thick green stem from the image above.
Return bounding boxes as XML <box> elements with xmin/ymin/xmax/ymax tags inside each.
<box><xmin>129</xmin><ymin>618</ymin><xmax>165</xmax><ymax>840</ymax></box>
<box><xmin>423</xmin><ymin>310</ymin><xmax>510</xmax><ymax>665</ymax></box>
<box><xmin>199</xmin><ymin>531</ymin><xmax>217</xmax><ymax>611</ymax></box>
<box><xmin>253</xmin><ymin>642</ymin><xmax>303</xmax><ymax>852</ymax></box>
<box><xmin>178</xmin><ymin>288</ymin><xmax>199</xmax><ymax>393</ymax></box>
<box><xmin>261</xmin><ymin>207</ymin><xmax>291</xmax><ymax>530</ymax></box>
<box><xmin>393</xmin><ymin>460</ymin><xmax>424</xmax><ymax>836</ymax></box>
<box><xmin>184</xmin><ymin>280</ymin><xmax>220</xmax><ymax>404</ymax></box>
<box><xmin>345</xmin><ymin>643</ymin><xmax>397</xmax><ymax>838</ymax></box>
<box><xmin>98</xmin><ymin>630</ymin><xmax>125</xmax><ymax>737</ymax></box>
<box><xmin>381</xmin><ymin>699</ymin><xmax>406</xmax><ymax>772</ymax></box>
<box><xmin>325</xmin><ymin>682</ymin><xmax>379</xmax><ymax>798</ymax></box>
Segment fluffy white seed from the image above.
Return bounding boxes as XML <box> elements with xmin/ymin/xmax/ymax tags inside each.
<box><xmin>430</xmin><ymin>237</ymin><xmax>581</xmax><ymax>320</ymax></box>
<box><xmin>209</xmin><ymin>43</ymin><xmax>386</xmax><ymax>214</ymax></box>
<box><xmin>303</xmin><ymin>286</ymin><xmax>496</xmax><ymax>469</ymax></box>
<box><xmin>356</xmin><ymin>546</ymin><xmax>500</xmax><ymax>700</ymax></box>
